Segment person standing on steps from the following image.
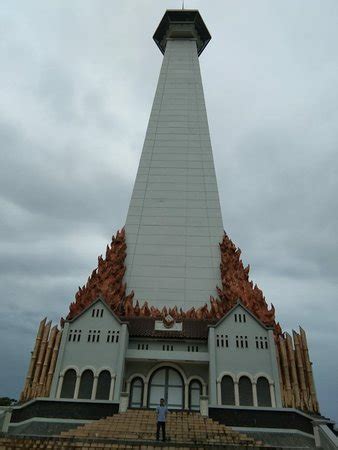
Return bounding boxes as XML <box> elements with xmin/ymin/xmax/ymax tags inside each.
<box><xmin>156</xmin><ymin>398</ymin><xmax>168</xmax><ymax>441</ymax></box>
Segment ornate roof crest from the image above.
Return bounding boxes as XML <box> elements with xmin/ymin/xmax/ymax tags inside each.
<box><xmin>163</xmin><ymin>314</ymin><xmax>175</xmax><ymax>329</ymax></box>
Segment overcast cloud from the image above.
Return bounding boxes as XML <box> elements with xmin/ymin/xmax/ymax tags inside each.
<box><xmin>0</xmin><ymin>0</ymin><xmax>337</xmax><ymax>421</ymax></box>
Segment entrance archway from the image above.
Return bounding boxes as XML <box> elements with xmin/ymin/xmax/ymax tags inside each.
<box><xmin>148</xmin><ymin>367</ymin><xmax>184</xmax><ymax>409</ymax></box>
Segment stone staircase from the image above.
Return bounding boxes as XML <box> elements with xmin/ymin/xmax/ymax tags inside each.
<box><xmin>60</xmin><ymin>408</ymin><xmax>263</xmax><ymax>447</ymax></box>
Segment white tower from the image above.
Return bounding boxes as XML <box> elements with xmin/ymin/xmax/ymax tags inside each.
<box><xmin>125</xmin><ymin>11</ymin><xmax>223</xmax><ymax>311</ymax></box>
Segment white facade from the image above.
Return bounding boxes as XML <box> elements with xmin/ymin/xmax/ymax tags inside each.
<box><xmin>50</xmin><ymin>299</ymin><xmax>282</xmax><ymax>411</ymax></box>
<box><xmin>50</xmin><ymin>299</ymin><xmax>128</xmax><ymax>402</ymax></box>
<box><xmin>209</xmin><ymin>303</ymin><xmax>282</xmax><ymax>408</ymax></box>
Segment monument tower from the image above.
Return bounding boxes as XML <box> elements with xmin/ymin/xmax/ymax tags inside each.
<box><xmin>124</xmin><ymin>10</ymin><xmax>223</xmax><ymax>312</ymax></box>
<box><xmin>19</xmin><ymin>9</ymin><xmax>320</xmax><ymax>425</ymax></box>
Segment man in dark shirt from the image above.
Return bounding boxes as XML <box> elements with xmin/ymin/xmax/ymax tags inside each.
<box><xmin>156</xmin><ymin>398</ymin><xmax>168</xmax><ymax>441</ymax></box>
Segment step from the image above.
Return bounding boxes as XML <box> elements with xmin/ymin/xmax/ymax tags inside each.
<box><xmin>60</xmin><ymin>409</ymin><xmax>263</xmax><ymax>447</ymax></box>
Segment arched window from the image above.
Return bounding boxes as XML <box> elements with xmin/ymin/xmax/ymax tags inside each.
<box><xmin>221</xmin><ymin>375</ymin><xmax>235</xmax><ymax>405</ymax></box>
<box><xmin>238</xmin><ymin>376</ymin><xmax>253</xmax><ymax>406</ymax></box>
<box><xmin>96</xmin><ymin>370</ymin><xmax>111</xmax><ymax>400</ymax></box>
<box><xmin>257</xmin><ymin>377</ymin><xmax>272</xmax><ymax>407</ymax></box>
<box><xmin>129</xmin><ymin>377</ymin><xmax>144</xmax><ymax>408</ymax></box>
<box><xmin>60</xmin><ymin>369</ymin><xmax>77</xmax><ymax>399</ymax></box>
<box><xmin>189</xmin><ymin>380</ymin><xmax>202</xmax><ymax>411</ymax></box>
<box><xmin>78</xmin><ymin>369</ymin><xmax>94</xmax><ymax>399</ymax></box>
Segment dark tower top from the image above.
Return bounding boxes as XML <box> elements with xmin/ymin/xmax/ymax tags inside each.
<box><xmin>153</xmin><ymin>10</ymin><xmax>211</xmax><ymax>56</ymax></box>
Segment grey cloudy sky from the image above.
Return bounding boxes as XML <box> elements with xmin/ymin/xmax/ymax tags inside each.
<box><xmin>0</xmin><ymin>0</ymin><xmax>337</xmax><ymax>421</ymax></box>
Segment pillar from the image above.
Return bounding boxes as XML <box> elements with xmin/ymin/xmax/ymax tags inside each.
<box><xmin>113</xmin><ymin>324</ymin><xmax>128</xmax><ymax>402</ymax></box>
<box><xmin>300</xmin><ymin>327</ymin><xmax>319</xmax><ymax>412</ymax></box>
<box><xmin>270</xmin><ymin>383</ymin><xmax>276</xmax><ymax>408</ymax></box>
<box><xmin>216</xmin><ymin>380</ymin><xmax>221</xmax><ymax>405</ymax></box>
<box><xmin>32</xmin><ymin>321</ymin><xmax>51</xmax><ymax>393</ymax></box>
<box><xmin>252</xmin><ymin>381</ymin><xmax>258</xmax><ymax>407</ymax></box>
<box><xmin>74</xmin><ymin>375</ymin><xmax>81</xmax><ymax>399</ymax></box>
<box><xmin>119</xmin><ymin>392</ymin><xmax>129</xmax><ymax>413</ymax></box>
<box><xmin>184</xmin><ymin>383</ymin><xmax>189</xmax><ymax>409</ymax></box>
<box><xmin>49</xmin><ymin>322</ymin><xmax>69</xmax><ymax>398</ymax></box>
<box><xmin>208</xmin><ymin>328</ymin><xmax>217</xmax><ymax>404</ymax></box>
<box><xmin>38</xmin><ymin>325</ymin><xmax>58</xmax><ymax>397</ymax></box>
<box><xmin>56</xmin><ymin>374</ymin><xmax>64</xmax><ymax>399</ymax></box>
<box><xmin>279</xmin><ymin>336</ymin><xmax>292</xmax><ymax>407</ymax></box>
<box><xmin>286</xmin><ymin>332</ymin><xmax>300</xmax><ymax>407</ymax></box>
<box><xmin>21</xmin><ymin>318</ymin><xmax>46</xmax><ymax>401</ymax></box>
<box><xmin>109</xmin><ymin>375</ymin><xmax>116</xmax><ymax>401</ymax></box>
<box><xmin>143</xmin><ymin>381</ymin><xmax>148</xmax><ymax>407</ymax></box>
<box><xmin>200</xmin><ymin>395</ymin><xmax>209</xmax><ymax>417</ymax></box>
<box><xmin>45</xmin><ymin>330</ymin><xmax>62</xmax><ymax>397</ymax></box>
<box><xmin>91</xmin><ymin>375</ymin><xmax>98</xmax><ymax>400</ymax></box>
<box><xmin>234</xmin><ymin>381</ymin><xmax>240</xmax><ymax>406</ymax></box>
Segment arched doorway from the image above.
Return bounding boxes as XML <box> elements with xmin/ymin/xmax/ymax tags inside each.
<box><xmin>78</xmin><ymin>369</ymin><xmax>94</xmax><ymax>399</ymax></box>
<box><xmin>221</xmin><ymin>375</ymin><xmax>235</xmax><ymax>405</ymax></box>
<box><xmin>60</xmin><ymin>369</ymin><xmax>77</xmax><ymax>398</ymax></box>
<box><xmin>257</xmin><ymin>376</ymin><xmax>272</xmax><ymax>406</ymax></box>
<box><xmin>238</xmin><ymin>376</ymin><xmax>253</xmax><ymax>406</ymax></box>
<box><xmin>129</xmin><ymin>377</ymin><xmax>144</xmax><ymax>408</ymax></box>
<box><xmin>148</xmin><ymin>367</ymin><xmax>184</xmax><ymax>409</ymax></box>
<box><xmin>96</xmin><ymin>370</ymin><xmax>111</xmax><ymax>400</ymax></box>
<box><xmin>189</xmin><ymin>380</ymin><xmax>202</xmax><ymax>411</ymax></box>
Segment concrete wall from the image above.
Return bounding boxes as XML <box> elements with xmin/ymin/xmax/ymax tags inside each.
<box><xmin>124</xmin><ymin>38</ymin><xmax>224</xmax><ymax>311</ymax></box>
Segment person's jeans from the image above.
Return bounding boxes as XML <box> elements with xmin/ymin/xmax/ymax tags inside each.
<box><xmin>156</xmin><ymin>421</ymin><xmax>166</xmax><ymax>441</ymax></box>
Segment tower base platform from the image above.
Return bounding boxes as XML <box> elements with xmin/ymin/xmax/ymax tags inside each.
<box><xmin>3</xmin><ymin>399</ymin><xmax>337</xmax><ymax>449</ymax></box>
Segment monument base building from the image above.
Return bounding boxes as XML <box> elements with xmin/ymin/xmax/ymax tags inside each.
<box><xmin>4</xmin><ymin>9</ymin><xmax>336</xmax><ymax>449</ymax></box>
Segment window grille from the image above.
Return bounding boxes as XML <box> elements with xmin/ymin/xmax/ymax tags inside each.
<box><xmin>68</xmin><ymin>329</ymin><xmax>82</xmax><ymax>342</ymax></box>
<box><xmin>91</xmin><ymin>308</ymin><xmax>104</xmax><ymax>318</ymax></box>
<box><xmin>255</xmin><ymin>336</ymin><xmax>268</xmax><ymax>349</ymax></box>
<box><xmin>87</xmin><ymin>329</ymin><xmax>101</xmax><ymax>343</ymax></box>
<box><xmin>236</xmin><ymin>335</ymin><xmax>248</xmax><ymax>348</ymax></box>
<box><xmin>107</xmin><ymin>330</ymin><xmax>120</xmax><ymax>343</ymax></box>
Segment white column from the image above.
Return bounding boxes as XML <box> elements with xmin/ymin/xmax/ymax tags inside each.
<box><xmin>143</xmin><ymin>381</ymin><xmax>148</xmax><ymax>407</ymax></box>
<box><xmin>126</xmin><ymin>381</ymin><xmax>131</xmax><ymax>395</ymax></box>
<box><xmin>74</xmin><ymin>375</ymin><xmax>81</xmax><ymax>399</ymax></box>
<box><xmin>202</xmin><ymin>383</ymin><xmax>207</xmax><ymax>396</ymax></box>
<box><xmin>200</xmin><ymin>395</ymin><xmax>209</xmax><ymax>417</ymax></box>
<box><xmin>119</xmin><ymin>392</ymin><xmax>129</xmax><ymax>413</ymax></box>
<box><xmin>234</xmin><ymin>381</ymin><xmax>240</xmax><ymax>406</ymax></box>
<box><xmin>208</xmin><ymin>328</ymin><xmax>218</xmax><ymax>405</ymax></box>
<box><xmin>49</xmin><ymin>323</ymin><xmax>69</xmax><ymax>398</ymax></box>
<box><xmin>56</xmin><ymin>375</ymin><xmax>64</xmax><ymax>399</ymax></box>
<box><xmin>113</xmin><ymin>324</ymin><xmax>128</xmax><ymax>402</ymax></box>
<box><xmin>252</xmin><ymin>381</ymin><xmax>258</xmax><ymax>407</ymax></box>
<box><xmin>184</xmin><ymin>383</ymin><xmax>189</xmax><ymax>409</ymax></box>
<box><xmin>91</xmin><ymin>375</ymin><xmax>98</xmax><ymax>400</ymax></box>
<box><xmin>216</xmin><ymin>381</ymin><xmax>221</xmax><ymax>405</ymax></box>
<box><xmin>109</xmin><ymin>375</ymin><xmax>116</xmax><ymax>401</ymax></box>
<box><xmin>270</xmin><ymin>383</ymin><xmax>276</xmax><ymax>407</ymax></box>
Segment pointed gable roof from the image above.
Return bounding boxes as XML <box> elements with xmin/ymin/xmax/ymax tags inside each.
<box><xmin>210</xmin><ymin>300</ymin><xmax>272</xmax><ymax>330</ymax></box>
<box><xmin>67</xmin><ymin>296</ymin><xmax>123</xmax><ymax>324</ymax></box>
